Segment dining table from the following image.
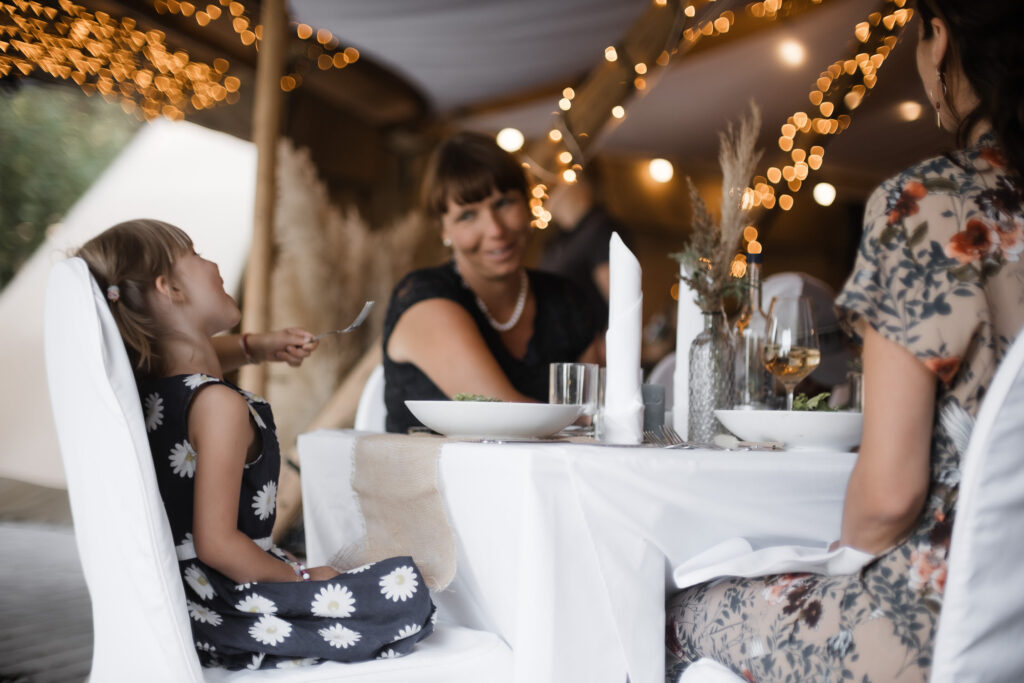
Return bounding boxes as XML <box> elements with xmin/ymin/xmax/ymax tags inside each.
<box><xmin>298</xmin><ymin>429</ymin><xmax>857</xmax><ymax>683</ymax></box>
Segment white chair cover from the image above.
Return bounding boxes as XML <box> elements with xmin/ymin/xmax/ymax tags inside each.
<box><xmin>930</xmin><ymin>328</ymin><xmax>1024</xmax><ymax>682</ymax></box>
<box><xmin>44</xmin><ymin>258</ymin><xmax>511</xmax><ymax>681</ymax></box>
<box><xmin>353</xmin><ymin>364</ymin><xmax>386</xmax><ymax>432</ymax></box>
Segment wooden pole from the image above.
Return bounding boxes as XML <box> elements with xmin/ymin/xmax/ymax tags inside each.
<box><xmin>239</xmin><ymin>0</ymin><xmax>287</xmax><ymax>394</ymax></box>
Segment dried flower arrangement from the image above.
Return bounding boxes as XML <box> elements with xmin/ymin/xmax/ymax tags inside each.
<box><xmin>671</xmin><ymin>101</ymin><xmax>763</xmax><ymax>312</ymax></box>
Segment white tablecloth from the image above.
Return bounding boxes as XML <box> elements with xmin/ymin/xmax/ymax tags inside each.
<box><xmin>299</xmin><ymin>430</ymin><xmax>856</xmax><ymax>683</ymax></box>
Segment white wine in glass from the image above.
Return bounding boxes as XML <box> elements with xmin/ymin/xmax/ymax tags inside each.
<box><xmin>763</xmin><ymin>296</ymin><xmax>821</xmax><ymax>410</ymax></box>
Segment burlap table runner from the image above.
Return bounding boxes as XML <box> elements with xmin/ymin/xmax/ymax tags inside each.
<box><xmin>329</xmin><ymin>433</ymin><xmax>457</xmax><ymax>591</ymax></box>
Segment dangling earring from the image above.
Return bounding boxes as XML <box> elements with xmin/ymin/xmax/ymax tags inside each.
<box><xmin>934</xmin><ymin>69</ymin><xmax>947</xmax><ymax>128</ymax></box>
<box><xmin>442</xmin><ymin>237</ymin><xmax>452</xmax><ymax>248</ymax></box>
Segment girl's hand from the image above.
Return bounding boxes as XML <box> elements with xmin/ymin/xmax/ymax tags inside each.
<box><xmin>251</xmin><ymin>328</ymin><xmax>318</xmax><ymax>366</ymax></box>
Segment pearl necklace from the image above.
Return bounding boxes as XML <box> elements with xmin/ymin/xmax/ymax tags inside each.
<box><xmin>475</xmin><ymin>269</ymin><xmax>528</xmax><ymax>332</ymax></box>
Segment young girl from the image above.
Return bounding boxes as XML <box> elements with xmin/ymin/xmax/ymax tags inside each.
<box><xmin>76</xmin><ymin>219</ymin><xmax>434</xmax><ymax>670</ymax></box>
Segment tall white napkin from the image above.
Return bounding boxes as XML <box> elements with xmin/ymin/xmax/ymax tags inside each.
<box><xmin>672</xmin><ymin>267</ymin><xmax>704</xmax><ymax>439</ymax></box>
<box><xmin>603</xmin><ymin>232</ymin><xmax>643</xmax><ymax>444</ymax></box>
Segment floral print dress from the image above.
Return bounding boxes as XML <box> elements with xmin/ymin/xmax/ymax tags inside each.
<box><xmin>666</xmin><ymin>133</ymin><xmax>1024</xmax><ymax>682</ymax></box>
<box><xmin>140</xmin><ymin>373</ymin><xmax>435</xmax><ymax>670</ymax></box>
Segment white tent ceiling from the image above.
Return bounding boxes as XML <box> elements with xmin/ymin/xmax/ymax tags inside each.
<box><xmin>289</xmin><ymin>0</ymin><xmax>950</xmax><ymax>198</ymax></box>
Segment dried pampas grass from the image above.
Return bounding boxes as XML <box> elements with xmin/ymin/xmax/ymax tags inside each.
<box><xmin>266</xmin><ymin>140</ymin><xmax>444</xmax><ymax>451</ymax></box>
<box><xmin>672</xmin><ymin>101</ymin><xmax>762</xmax><ymax>312</ymax></box>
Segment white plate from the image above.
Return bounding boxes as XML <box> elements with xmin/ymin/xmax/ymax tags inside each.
<box><xmin>406</xmin><ymin>400</ymin><xmax>582</xmax><ymax>439</ymax></box>
<box><xmin>715</xmin><ymin>409</ymin><xmax>863</xmax><ymax>451</ymax></box>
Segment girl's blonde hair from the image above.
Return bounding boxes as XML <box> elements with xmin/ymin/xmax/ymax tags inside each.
<box><xmin>74</xmin><ymin>219</ymin><xmax>193</xmax><ymax>377</ymax></box>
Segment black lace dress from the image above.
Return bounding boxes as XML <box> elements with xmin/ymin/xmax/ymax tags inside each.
<box><xmin>382</xmin><ymin>262</ymin><xmax>598</xmax><ymax>434</ymax></box>
<box><xmin>139</xmin><ymin>373</ymin><xmax>435</xmax><ymax>670</ymax></box>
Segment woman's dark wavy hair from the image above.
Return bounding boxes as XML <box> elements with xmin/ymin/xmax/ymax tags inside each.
<box><xmin>915</xmin><ymin>0</ymin><xmax>1024</xmax><ymax>177</ymax></box>
<box><xmin>420</xmin><ymin>131</ymin><xmax>529</xmax><ymax>221</ymax></box>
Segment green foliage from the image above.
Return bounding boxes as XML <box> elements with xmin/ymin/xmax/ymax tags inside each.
<box><xmin>0</xmin><ymin>82</ymin><xmax>141</xmax><ymax>288</ymax></box>
<box><xmin>792</xmin><ymin>392</ymin><xmax>835</xmax><ymax>411</ymax></box>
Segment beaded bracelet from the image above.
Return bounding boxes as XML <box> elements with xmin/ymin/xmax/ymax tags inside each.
<box><xmin>288</xmin><ymin>560</ymin><xmax>311</xmax><ymax>581</ymax></box>
<box><xmin>239</xmin><ymin>332</ymin><xmax>255</xmax><ymax>365</ymax></box>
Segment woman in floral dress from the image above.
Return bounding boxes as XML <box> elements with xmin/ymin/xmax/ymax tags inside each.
<box><xmin>665</xmin><ymin>1</ymin><xmax>1024</xmax><ymax>680</ymax></box>
<box><xmin>76</xmin><ymin>219</ymin><xmax>434</xmax><ymax>670</ymax></box>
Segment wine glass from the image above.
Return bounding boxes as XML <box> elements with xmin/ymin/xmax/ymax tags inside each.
<box><xmin>763</xmin><ymin>296</ymin><xmax>821</xmax><ymax>411</ymax></box>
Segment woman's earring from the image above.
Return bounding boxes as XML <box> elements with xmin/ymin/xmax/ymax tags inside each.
<box><xmin>934</xmin><ymin>70</ymin><xmax>947</xmax><ymax>128</ymax></box>
<box><xmin>443</xmin><ymin>237</ymin><xmax>452</xmax><ymax>248</ymax></box>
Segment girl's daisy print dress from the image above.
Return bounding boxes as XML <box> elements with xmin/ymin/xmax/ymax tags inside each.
<box><xmin>140</xmin><ymin>374</ymin><xmax>435</xmax><ymax>670</ymax></box>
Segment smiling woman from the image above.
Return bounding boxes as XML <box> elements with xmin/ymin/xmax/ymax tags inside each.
<box><xmin>382</xmin><ymin>132</ymin><xmax>601</xmax><ymax>434</ymax></box>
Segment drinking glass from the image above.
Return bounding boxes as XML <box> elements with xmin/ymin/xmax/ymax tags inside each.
<box><xmin>549</xmin><ymin>362</ymin><xmax>599</xmax><ymax>434</ymax></box>
<box><xmin>763</xmin><ymin>296</ymin><xmax>820</xmax><ymax>411</ymax></box>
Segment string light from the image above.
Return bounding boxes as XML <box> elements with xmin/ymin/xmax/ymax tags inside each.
<box><xmin>0</xmin><ymin>0</ymin><xmax>366</xmax><ymax>120</ymax></box>
<box><xmin>743</xmin><ymin>0</ymin><xmax>912</xmax><ymax>215</ymax></box>
<box><xmin>0</xmin><ymin>0</ymin><xmax>234</xmax><ymax>120</ymax></box>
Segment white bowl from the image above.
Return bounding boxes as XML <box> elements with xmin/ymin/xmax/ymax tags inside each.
<box><xmin>715</xmin><ymin>409</ymin><xmax>863</xmax><ymax>451</ymax></box>
<box><xmin>405</xmin><ymin>400</ymin><xmax>582</xmax><ymax>439</ymax></box>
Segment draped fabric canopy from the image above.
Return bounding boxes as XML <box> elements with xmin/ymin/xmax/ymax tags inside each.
<box><xmin>288</xmin><ymin>0</ymin><xmax>947</xmax><ymax>186</ymax></box>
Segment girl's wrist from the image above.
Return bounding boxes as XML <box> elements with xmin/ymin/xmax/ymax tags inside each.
<box><xmin>287</xmin><ymin>559</ymin><xmax>311</xmax><ymax>581</ymax></box>
<box><xmin>239</xmin><ymin>333</ymin><xmax>256</xmax><ymax>365</ymax></box>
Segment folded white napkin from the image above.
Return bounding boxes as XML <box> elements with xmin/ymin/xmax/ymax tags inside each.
<box><xmin>603</xmin><ymin>232</ymin><xmax>643</xmax><ymax>444</ymax></box>
<box><xmin>672</xmin><ymin>267</ymin><xmax>704</xmax><ymax>439</ymax></box>
<box><xmin>673</xmin><ymin>537</ymin><xmax>876</xmax><ymax>590</ymax></box>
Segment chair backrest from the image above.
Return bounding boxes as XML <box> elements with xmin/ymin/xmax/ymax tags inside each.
<box><xmin>44</xmin><ymin>258</ymin><xmax>204</xmax><ymax>682</ymax></box>
<box><xmin>931</xmin><ymin>328</ymin><xmax>1024</xmax><ymax>682</ymax></box>
<box><xmin>354</xmin><ymin>363</ymin><xmax>387</xmax><ymax>432</ymax></box>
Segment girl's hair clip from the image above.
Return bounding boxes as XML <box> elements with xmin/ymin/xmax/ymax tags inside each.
<box><xmin>106</xmin><ymin>285</ymin><xmax>120</xmax><ymax>303</ymax></box>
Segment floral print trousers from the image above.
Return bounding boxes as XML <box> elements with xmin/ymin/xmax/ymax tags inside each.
<box><xmin>665</xmin><ymin>547</ymin><xmax>939</xmax><ymax>683</ymax></box>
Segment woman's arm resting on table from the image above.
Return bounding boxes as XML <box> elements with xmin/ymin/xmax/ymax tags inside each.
<box><xmin>387</xmin><ymin>298</ymin><xmax>534</xmax><ymax>402</ymax></box>
<box><xmin>839</xmin><ymin>325</ymin><xmax>935</xmax><ymax>554</ymax></box>
<box><xmin>212</xmin><ymin>328</ymin><xmax>317</xmax><ymax>373</ymax></box>
<box><xmin>189</xmin><ymin>385</ymin><xmax>337</xmax><ymax>583</ymax></box>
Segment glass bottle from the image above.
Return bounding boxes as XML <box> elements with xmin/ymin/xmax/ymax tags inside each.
<box><xmin>688</xmin><ymin>311</ymin><xmax>736</xmax><ymax>442</ymax></box>
<box><xmin>735</xmin><ymin>252</ymin><xmax>770</xmax><ymax>408</ymax></box>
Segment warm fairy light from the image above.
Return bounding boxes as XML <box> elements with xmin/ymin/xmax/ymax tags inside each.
<box><xmin>743</xmin><ymin>226</ymin><xmax>758</xmax><ymax>242</ymax></box>
<box><xmin>562</xmin><ymin>169</ymin><xmax>577</xmax><ymax>183</ymax></box>
<box><xmin>559</xmin><ymin>97</ymin><xmax>572</xmax><ymax>111</ymax></box>
<box><xmin>563</xmin><ymin>87</ymin><xmax>575</xmax><ymax>99</ymax></box>
<box><xmin>813</xmin><ymin>182</ymin><xmax>837</xmax><ymax>206</ymax></box>
<box><xmin>531</xmin><ymin>184</ymin><xmax>547</xmax><ymax>199</ymax></box>
<box><xmin>777</xmin><ymin>39</ymin><xmax>806</xmax><ymax>67</ymax></box>
<box><xmin>767</xmin><ymin>167</ymin><xmax>782</xmax><ymax>183</ymax></box>
<box><xmin>604</xmin><ymin>46</ymin><xmax>618</xmax><ymax>62</ymax></box>
<box><xmin>611</xmin><ymin>105</ymin><xmax>625</xmax><ymax>119</ymax></box>
<box><xmin>730</xmin><ymin>258</ymin><xmax>747</xmax><ymax>278</ymax></box>
<box><xmin>548</xmin><ymin>129</ymin><xmax>563</xmax><ymax>142</ymax></box>
<box><xmin>747</xmin><ymin>240</ymin><xmax>763</xmax><ymax>255</ymax></box>
<box><xmin>778</xmin><ymin>194</ymin><xmax>794</xmax><ymax>211</ymax></box>
<box><xmin>648</xmin><ymin>158</ymin><xmax>674</xmax><ymax>183</ymax></box>
<box><xmin>898</xmin><ymin>100</ymin><xmax>923</xmax><ymax>121</ymax></box>
<box><xmin>635</xmin><ymin>62</ymin><xmax>648</xmax><ymax>75</ymax></box>
<box><xmin>496</xmin><ymin>127</ymin><xmax>525</xmax><ymax>152</ymax></box>
<box><xmin>558</xmin><ymin>151</ymin><xmax>573</xmax><ymax>164</ymax></box>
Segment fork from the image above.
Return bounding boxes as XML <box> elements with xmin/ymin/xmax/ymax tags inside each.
<box><xmin>643</xmin><ymin>429</ymin><xmax>666</xmax><ymax>445</ymax></box>
<box><xmin>311</xmin><ymin>301</ymin><xmax>374</xmax><ymax>341</ymax></box>
<box><xmin>661</xmin><ymin>425</ymin><xmax>686</xmax><ymax>445</ymax></box>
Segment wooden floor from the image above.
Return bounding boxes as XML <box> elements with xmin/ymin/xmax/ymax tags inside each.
<box><xmin>0</xmin><ymin>521</ymin><xmax>92</xmax><ymax>683</ymax></box>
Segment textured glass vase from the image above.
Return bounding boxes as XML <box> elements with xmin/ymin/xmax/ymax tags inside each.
<box><xmin>688</xmin><ymin>311</ymin><xmax>737</xmax><ymax>443</ymax></box>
